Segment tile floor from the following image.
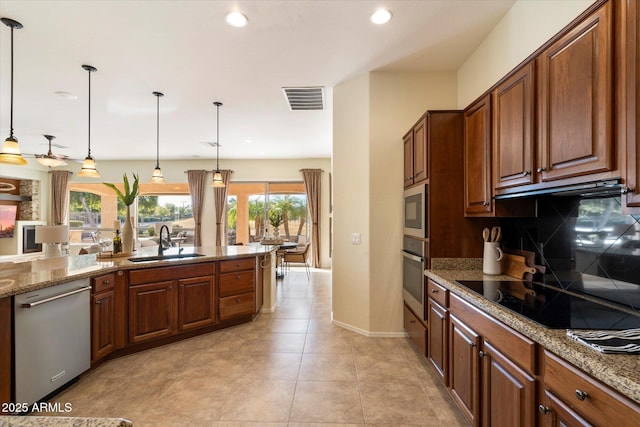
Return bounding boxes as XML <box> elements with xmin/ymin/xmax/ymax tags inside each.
<box><xmin>43</xmin><ymin>267</ymin><xmax>468</xmax><ymax>426</ymax></box>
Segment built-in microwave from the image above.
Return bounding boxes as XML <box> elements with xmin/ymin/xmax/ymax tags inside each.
<box><xmin>404</xmin><ymin>184</ymin><xmax>427</xmax><ymax>238</ymax></box>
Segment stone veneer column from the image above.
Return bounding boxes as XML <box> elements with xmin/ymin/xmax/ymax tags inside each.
<box><xmin>18</xmin><ymin>180</ymin><xmax>40</xmax><ymax>221</ymax></box>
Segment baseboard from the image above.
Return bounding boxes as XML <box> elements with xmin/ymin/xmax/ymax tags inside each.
<box><xmin>260</xmin><ymin>302</ymin><xmax>278</xmax><ymax>313</ymax></box>
<box><xmin>331</xmin><ymin>316</ymin><xmax>409</xmax><ymax>338</ymax></box>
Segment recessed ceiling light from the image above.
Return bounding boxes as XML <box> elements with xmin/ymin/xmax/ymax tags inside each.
<box><xmin>244</xmin><ymin>139</ymin><xmax>253</xmax><ymax>143</ymax></box>
<box><xmin>225</xmin><ymin>12</ymin><xmax>248</xmax><ymax>28</ymax></box>
<box><xmin>54</xmin><ymin>91</ymin><xmax>78</xmax><ymax>100</ymax></box>
<box><xmin>371</xmin><ymin>8</ymin><xmax>392</xmax><ymax>25</ymax></box>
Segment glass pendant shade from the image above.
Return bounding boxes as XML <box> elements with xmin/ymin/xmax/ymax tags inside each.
<box><xmin>151</xmin><ymin>166</ymin><xmax>164</xmax><ymax>183</ymax></box>
<box><xmin>78</xmin><ymin>156</ymin><xmax>100</xmax><ymax>178</ymax></box>
<box><xmin>211</xmin><ymin>171</ymin><xmax>225</xmax><ymax>187</ymax></box>
<box><xmin>0</xmin><ymin>137</ymin><xmax>27</xmax><ymax>165</ymax></box>
<box><xmin>210</xmin><ymin>101</ymin><xmax>226</xmax><ymax>188</ymax></box>
<box><xmin>0</xmin><ymin>18</ymin><xmax>27</xmax><ymax>165</ymax></box>
<box><xmin>36</xmin><ymin>156</ymin><xmax>67</xmax><ymax>168</ymax></box>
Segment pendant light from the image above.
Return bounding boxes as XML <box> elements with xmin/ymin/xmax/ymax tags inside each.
<box><xmin>0</xmin><ymin>18</ymin><xmax>27</xmax><ymax>165</ymax></box>
<box><xmin>210</xmin><ymin>101</ymin><xmax>225</xmax><ymax>188</ymax></box>
<box><xmin>36</xmin><ymin>135</ymin><xmax>68</xmax><ymax>167</ymax></box>
<box><xmin>77</xmin><ymin>65</ymin><xmax>100</xmax><ymax>178</ymax></box>
<box><xmin>150</xmin><ymin>91</ymin><xmax>164</xmax><ymax>183</ymax></box>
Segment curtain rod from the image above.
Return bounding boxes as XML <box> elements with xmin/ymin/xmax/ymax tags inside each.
<box><xmin>298</xmin><ymin>169</ymin><xmax>324</xmax><ymax>172</ymax></box>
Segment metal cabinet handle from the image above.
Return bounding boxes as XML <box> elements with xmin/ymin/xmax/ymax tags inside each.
<box><xmin>431</xmin><ymin>289</ymin><xmax>438</xmax><ymax>294</ymax></box>
<box><xmin>482</xmin><ymin>201</ymin><xmax>490</xmax><ymax>206</ymax></box>
<box><xmin>622</xmin><ymin>186</ymin><xmax>635</xmax><ymax>194</ymax></box>
<box><xmin>236</xmin><ymin>298</ymin><xmax>241</xmax><ymax>303</ymax></box>
<box><xmin>478</xmin><ymin>350</ymin><xmax>486</xmax><ymax>357</ymax></box>
<box><xmin>575</xmin><ymin>389</ymin><xmax>588</xmax><ymax>401</ymax></box>
<box><xmin>95</xmin><ymin>300</ymin><xmax>101</xmax><ymax>305</ymax></box>
<box><xmin>103</xmin><ymin>279</ymin><xmax>110</xmax><ymax>285</ymax></box>
<box><xmin>538</xmin><ymin>405</ymin><xmax>550</xmax><ymax>415</ymax></box>
<box><xmin>522</xmin><ymin>170</ymin><xmax>531</xmax><ymax>176</ymax></box>
<box><xmin>409</xmin><ymin>319</ymin><xmax>416</xmax><ymax>324</ymax></box>
<box><xmin>536</xmin><ymin>167</ymin><xmax>546</xmax><ymax>173</ymax></box>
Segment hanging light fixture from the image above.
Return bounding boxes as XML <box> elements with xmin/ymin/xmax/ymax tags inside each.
<box><xmin>210</xmin><ymin>101</ymin><xmax>225</xmax><ymax>188</ymax></box>
<box><xmin>150</xmin><ymin>91</ymin><xmax>165</xmax><ymax>183</ymax></box>
<box><xmin>36</xmin><ymin>135</ymin><xmax>68</xmax><ymax>167</ymax></box>
<box><xmin>77</xmin><ymin>65</ymin><xmax>100</xmax><ymax>178</ymax></box>
<box><xmin>0</xmin><ymin>18</ymin><xmax>27</xmax><ymax>165</ymax></box>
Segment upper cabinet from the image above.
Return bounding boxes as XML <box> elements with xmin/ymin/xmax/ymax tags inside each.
<box><xmin>404</xmin><ymin>115</ymin><xmax>428</xmax><ymax>188</ymax></box>
<box><xmin>625</xmin><ymin>0</ymin><xmax>640</xmax><ymax>209</ymax></box>
<box><xmin>492</xmin><ymin>62</ymin><xmax>535</xmax><ymax>190</ymax></box>
<box><xmin>464</xmin><ymin>95</ymin><xmax>493</xmax><ymax>215</ymax></box>
<box><xmin>537</xmin><ymin>0</ymin><xmax>614</xmax><ymax>182</ymax></box>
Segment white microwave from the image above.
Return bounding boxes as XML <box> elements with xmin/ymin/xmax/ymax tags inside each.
<box><xmin>404</xmin><ymin>184</ymin><xmax>427</xmax><ymax>238</ymax></box>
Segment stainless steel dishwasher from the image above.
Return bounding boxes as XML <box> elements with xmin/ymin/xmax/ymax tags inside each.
<box><xmin>14</xmin><ymin>278</ymin><xmax>91</xmax><ymax>405</ymax></box>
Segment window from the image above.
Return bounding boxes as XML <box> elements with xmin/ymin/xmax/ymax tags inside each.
<box><xmin>227</xmin><ymin>182</ymin><xmax>307</xmax><ymax>245</ymax></box>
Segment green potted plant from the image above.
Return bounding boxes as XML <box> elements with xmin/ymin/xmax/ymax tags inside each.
<box><xmin>269</xmin><ymin>209</ymin><xmax>283</xmax><ymax>238</ymax></box>
<box><xmin>104</xmin><ymin>173</ymin><xmax>139</xmax><ymax>253</ymax></box>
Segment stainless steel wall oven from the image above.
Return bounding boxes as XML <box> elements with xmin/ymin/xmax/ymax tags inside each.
<box><xmin>402</xmin><ymin>236</ymin><xmax>426</xmax><ymax>320</ymax></box>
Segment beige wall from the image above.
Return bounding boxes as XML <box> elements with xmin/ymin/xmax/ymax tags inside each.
<box><xmin>457</xmin><ymin>0</ymin><xmax>596</xmax><ymax>108</ymax></box>
<box><xmin>332</xmin><ymin>71</ymin><xmax>457</xmax><ymax>334</ymax></box>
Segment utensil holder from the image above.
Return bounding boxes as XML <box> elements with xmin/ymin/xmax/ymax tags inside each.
<box><xmin>483</xmin><ymin>242</ymin><xmax>503</xmax><ymax>275</ymax></box>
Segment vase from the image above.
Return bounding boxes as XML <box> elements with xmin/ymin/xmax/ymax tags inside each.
<box><xmin>273</xmin><ymin>227</ymin><xmax>279</xmax><ymax>238</ymax></box>
<box><xmin>122</xmin><ymin>205</ymin><xmax>134</xmax><ymax>254</ymax></box>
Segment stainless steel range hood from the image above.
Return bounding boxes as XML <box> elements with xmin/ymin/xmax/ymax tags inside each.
<box><xmin>494</xmin><ymin>179</ymin><xmax>624</xmax><ymax>200</ymax></box>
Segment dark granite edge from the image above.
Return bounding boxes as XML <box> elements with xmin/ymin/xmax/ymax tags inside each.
<box><xmin>425</xmin><ymin>268</ymin><xmax>640</xmax><ymax>405</ymax></box>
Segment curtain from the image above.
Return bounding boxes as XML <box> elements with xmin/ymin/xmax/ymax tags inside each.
<box><xmin>301</xmin><ymin>168</ymin><xmax>322</xmax><ymax>268</ymax></box>
<box><xmin>51</xmin><ymin>170</ymin><xmax>72</xmax><ymax>225</ymax></box>
<box><xmin>214</xmin><ymin>170</ymin><xmax>232</xmax><ymax>246</ymax></box>
<box><xmin>187</xmin><ymin>170</ymin><xmax>207</xmax><ymax>247</ymax></box>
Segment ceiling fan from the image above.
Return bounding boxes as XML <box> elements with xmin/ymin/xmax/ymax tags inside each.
<box><xmin>32</xmin><ymin>135</ymin><xmax>70</xmax><ymax>167</ymax></box>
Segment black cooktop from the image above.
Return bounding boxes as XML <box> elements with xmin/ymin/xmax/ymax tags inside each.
<box><xmin>455</xmin><ymin>280</ymin><xmax>640</xmax><ymax>330</ymax></box>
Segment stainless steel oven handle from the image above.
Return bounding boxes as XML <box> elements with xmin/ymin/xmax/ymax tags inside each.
<box><xmin>21</xmin><ymin>285</ymin><xmax>92</xmax><ymax>308</ymax></box>
<box><xmin>402</xmin><ymin>251</ymin><xmax>424</xmax><ymax>263</ymax></box>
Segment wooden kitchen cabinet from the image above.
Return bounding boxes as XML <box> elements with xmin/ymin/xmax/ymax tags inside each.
<box><xmin>91</xmin><ymin>273</ymin><xmax>116</xmax><ymax>362</ymax></box>
<box><xmin>427</xmin><ymin>279</ymin><xmax>449</xmax><ymax>385</ymax></box>
<box><xmin>492</xmin><ymin>61</ymin><xmax>535</xmax><ymax>190</ymax></box>
<box><xmin>539</xmin><ymin>349</ymin><xmax>640</xmax><ymax>427</ymax></box>
<box><xmin>403</xmin><ymin>303</ymin><xmax>427</xmax><ymax>356</ymax></box>
<box><xmin>218</xmin><ymin>258</ymin><xmax>256</xmax><ymax>321</ymax></box>
<box><xmin>403</xmin><ymin>114</ymin><xmax>427</xmax><ymax>188</ymax></box>
<box><xmin>464</xmin><ymin>95</ymin><xmax>493</xmax><ymax>216</ymax></box>
<box><xmin>537</xmin><ymin>0</ymin><xmax>614</xmax><ymax>183</ymax></box>
<box><xmin>449</xmin><ymin>312</ymin><xmax>481</xmax><ymax>426</ymax></box>
<box><xmin>625</xmin><ymin>0</ymin><xmax>640</xmax><ymax>209</ymax></box>
<box><xmin>0</xmin><ymin>297</ymin><xmax>11</xmax><ymax>406</ymax></box>
<box><xmin>128</xmin><ymin>262</ymin><xmax>216</xmax><ymax>344</ymax></box>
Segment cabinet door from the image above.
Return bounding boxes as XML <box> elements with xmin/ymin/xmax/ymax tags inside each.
<box><xmin>493</xmin><ymin>62</ymin><xmax>535</xmax><ymax>189</ymax></box>
<box><xmin>540</xmin><ymin>390</ymin><xmax>593</xmax><ymax>427</ymax></box>
<box><xmin>178</xmin><ymin>276</ymin><xmax>215</xmax><ymax>331</ymax></box>
<box><xmin>449</xmin><ymin>313</ymin><xmax>481</xmax><ymax>426</ymax></box>
<box><xmin>413</xmin><ymin>115</ymin><xmax>428</xmax><ymax>183</ymax></box>
<box><xmin>427</xmin><ymin>298</ymin><xmax>448</xmax><ymax>386</ymax></box>
<box><xmin>403</xmin><ymin>129</ymin><xmax>414</xmax><ymax>187</ymax></box>
<box><xmin>625</xmin><ymin>0</ymin><xmax>640</xmax><ymax>208</ymax></box>
<box><xmin>92</xmin><ymin>289</ymin><xmax>115</xmax><ymax>362</ymax></box>
<box><xmin>403</xmin><ymin>304</ymin><xmax>427</xmax><ymax>356</ymax></box>
<box><xmin>480</xmin><ymin>340</ymin><xmax>536</xmax><ymax>427</ymax></box>
<box><xmin>129</xmin><ymin>280</ymin><xmax>177</xmax><ymax>344</ymax></box>
<box><xmin>464</xmin><ymin>94</ymin><xmax>493</xmax><ymax>215</ymax></box>
<box><xmin>538</xmin><ymin>1</ymin><xmax>614</xmax><ymax>182</ymax></box>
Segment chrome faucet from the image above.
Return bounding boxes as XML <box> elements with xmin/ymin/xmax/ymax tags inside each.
<box><xmin>158</xmin><ymin>225</ymin><xmax>172</xmax><ymax>256</ymax></box>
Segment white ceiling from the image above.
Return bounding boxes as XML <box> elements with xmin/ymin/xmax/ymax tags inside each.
<box><xmin>0</xmin><ymin>0</ymin><xmax>515</xmax><ymax>163</ymax></box>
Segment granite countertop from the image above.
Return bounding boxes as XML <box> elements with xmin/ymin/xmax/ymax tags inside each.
<box><xmin>426</xmin><ymin>258</ymin><xmax>640</xmax><ymax>405</ymax></box>
<box><xmin>1</xmin><ymin>416</ymin><xmax>132</xmax><ymax>426</ymax></box>
<box><xmin>0</xmin><ymin>245</ymin><xmax>275</xmax><ymax>299</ymax></box>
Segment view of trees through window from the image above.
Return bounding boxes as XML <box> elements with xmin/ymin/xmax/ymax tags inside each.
<box><xmin>227</xmin><ymin>182</ymin><xmax>308</xmax><ymax>245</ymax></box>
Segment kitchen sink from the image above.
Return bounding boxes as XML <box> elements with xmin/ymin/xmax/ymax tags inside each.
<box><xmin>128</xmin><ymin>253</ymin><xmax>205</xmax><ymax>262</ymax></box>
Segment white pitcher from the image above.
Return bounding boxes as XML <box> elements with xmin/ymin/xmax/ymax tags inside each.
<box><xmin>483</xmin><ymin>242</ymin><xmax>503</xmax><ymax>275</ymax></box>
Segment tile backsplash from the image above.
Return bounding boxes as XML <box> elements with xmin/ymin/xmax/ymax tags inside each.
<box><xmin>499</xmin><ymin>195</ymin><xmax>640</xmax><ymax>312</ymax></box>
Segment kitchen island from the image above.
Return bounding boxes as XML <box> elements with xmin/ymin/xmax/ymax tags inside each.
<box><xmin>0</xmin><ymin>245</ymin><xmax>276</xmax><ymax>413</ymax></box>
<box><xmin>423</xmin><ymin>259</ymin><xmax>640</xmax><ymax>426</ymax></box>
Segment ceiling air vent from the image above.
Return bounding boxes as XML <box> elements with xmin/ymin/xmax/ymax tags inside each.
<box><xmin>282</xmin><ymin>86</ymin><xmax>324</xmax><ymax>111</ymax></box>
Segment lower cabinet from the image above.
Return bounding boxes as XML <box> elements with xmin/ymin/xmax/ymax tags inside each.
<box><xmin>427</xmin><ymin>279</ymin><xmax>449</xmax><ymax>385</ymax></box>
<box><xmin>539</xmin><ymin>350</ymin><xmax>640</xmax><ymax>426</ymax></box>
<box><xmin>449</xmin><ymin>313</ymin><xmax>481</xmax><ymax>425</ymax></box>
<box><xmin>218</xmin><ymin>258</ymin><xmax>256</xmax><ymax>321</ymax></box>
<box><xmin>92</xmin><ymin>288</ymin><xmax>116</xmax><ymax>361</ymax></box>
<box><xmin>403</xmin><ymin>304</ymin><xmax>427</xmax><ymax>356</ymax></box>
<box><xmin>128</xmin><ymin>262</ymin><xmax>216</xmax><ymax>344</ymax></box>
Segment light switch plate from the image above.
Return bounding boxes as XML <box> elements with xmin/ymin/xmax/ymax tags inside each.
<box><xmin>351</xmin><ymin>233</ymin><xmax>361</xmax><ymax>244</ymax></box>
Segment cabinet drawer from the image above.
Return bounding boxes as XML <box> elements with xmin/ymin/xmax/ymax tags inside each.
<box><xmin>219</xmin><ymin>270</ymin><xmax>255</xmax><ymax>297</ymax></box>
<box><xmin>219</xmin><ymin>292</ymin><xmax>255</xmax><ymax>320</ymax></box>
<box><xmin>219</xmin><ymin>257</ymin><xmax>255</xmax><ymax>274</ymax></box>
<box><xmin>403</xmin><ymin>304</ymin><xmax>426</xmax><ymax>355</ymax></box>
<box><xmin>543</xmin><ymin>350</ymin><xmax>640</xmax><ymax>425</ymax></box>
<box><xmin>129</xmin><ymin>262</ymin><xmax>215</xmax><ymax>285</ymax></box>
<box><xmin>93</xmin><ymin>272</ymin><xmax>115</xmax><ymax>293</ymax></box>
<box><xmin>427</xmin><ymin>279</ymin><xmax>448</xmax><ymax>307</ymax></box>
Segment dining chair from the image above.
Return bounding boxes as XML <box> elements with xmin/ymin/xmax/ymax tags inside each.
<box><xmin>283</xmin><ymin>243</ymin><xmax>311</xmax><ymax>278</ymax></box>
